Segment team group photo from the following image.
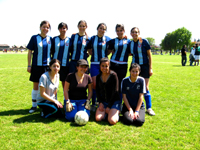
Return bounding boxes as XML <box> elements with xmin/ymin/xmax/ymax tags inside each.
<box><xmin>0</xmin><ymin>0</ymin><xmax>199</xmax><ymax>149</ymax></box>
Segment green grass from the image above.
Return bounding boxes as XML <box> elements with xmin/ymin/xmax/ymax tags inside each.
<box><xmin>0</xmin><ymin>52</ymin><xmax>199</xmax><ymax>149</ymax></box>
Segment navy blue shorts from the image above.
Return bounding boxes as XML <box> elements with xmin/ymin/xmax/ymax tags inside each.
<box><xmin>100</xmin><ymin>100</ymin><xmax>121</xmax><ymax>110</ymax></box>
<box><xmin>90</xmin><ymin>64</ymin><xmax>100</xmax><ymax>77</ymax></box>
<box><xmin>64</xmin><ymin>99</ymin><xmax>90</xmax><ymax>121</ymax></box>
<box><xmin>139</xmin><ymin>64</ymin><xmax>150</xmax><ymax>78</ymax></box>
<box><xmin>30</xmin><ymin>66</ymin><xmax>49</xmax><ymax>82</ymax></box>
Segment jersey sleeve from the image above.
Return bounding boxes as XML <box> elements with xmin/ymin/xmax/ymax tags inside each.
<box><xmin>86</xmin><ymin>36</ymin><xmax>93</xmax><ymax>49</ymax></box>
<box><xmin>39</xmin><ymin>74</ymin><xmax>47</xmax><ymax>88</ymax></box>
<box><xmin>107</xmin><ymin>39</ymin><xmax>114</xmax><ymax>50</ymax></box>
<box><xmin>143</xmin><ymin>39</ymin><xmax>151</xmax><ymax>50</ymax></box>
<box><xmin>140</xmin><ymin>78</ymin><xmax>146</xmax><ymax>94</ymax></box>
<box><xmin>26</xmin><ymin>35</ymin><xmax>35</xmax><ymax>51</ymax></box>
<box><xmin>121</xmin><ymin>78</ymin><xmax>127</xmax><ymax>94</ymax></box>
<box><xmin>69</xmin><ymin>34</ymin><xmax>75</xmax><ymax>56</ymax></box>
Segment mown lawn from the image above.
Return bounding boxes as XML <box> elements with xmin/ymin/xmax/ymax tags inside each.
<box><xmin>0</xmin><ymin>52</ymin><xmax>199</xmax><ymax>150</ymax></box>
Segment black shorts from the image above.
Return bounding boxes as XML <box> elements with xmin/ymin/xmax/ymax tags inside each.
<box><xmin>139</xmin><ymin>64</ymin><xmax>150</xmax><ymax>78</ymax></box>
<box><xmin>29</xmin><ymin>66</ymin><xmax>49</xmax><ymax>82</ymax></box>
<box><xmin>59</xmin><ymin>66</ymin><xmax>69</xmax><ymax>81</ymax></box>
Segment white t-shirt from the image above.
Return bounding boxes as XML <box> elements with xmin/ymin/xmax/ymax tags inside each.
<box><xmin>36</xmin><ymin>72</ymin><xmax>59</xmax><ymax>103</ymax></box>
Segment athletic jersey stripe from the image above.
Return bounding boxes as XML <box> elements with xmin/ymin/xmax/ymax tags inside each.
<box><xmin>62</xmin><ymin>37</ymin><xmax>70</xmax><ymax>66</ymax></box>
<box><xmin>53</xmin><ymin>37</ymin><xmax>60</xmax><ymax>59</ymax></box>
<box><xmin>112</xmin><ymin>38</ymin><xmax>119</xmax><ymax>60</ymax></box>
<box><xmin>93</xmin><ymin>36</ymin><xmax>98</xmax><ymax>61</ymax></box>
<box><xmin>72</xmin><ymin>34</ymin><xmax>79</xmax><ymax>60</ymax></box>
<box><xmin>80</xmin><ymin>35</ymin><xmax>86</xmax><ymax>59</ymax></box>
<box><xmin>119</xmin><ymin>39</ymin><xmax>128</xmax><ymax>61</ymax></box>
<box><xmin>36</xmin><ymin>35</ymin><xmax>43</xmax><ymax>66</ymax></box>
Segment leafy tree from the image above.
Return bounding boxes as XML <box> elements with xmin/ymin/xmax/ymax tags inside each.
<box><xmin>146</xmin><ymin>37</ymin><xmax>155</xmax><ymax>46</ymax></box>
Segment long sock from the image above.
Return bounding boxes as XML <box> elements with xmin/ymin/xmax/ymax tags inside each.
<box><xmin>92</xmin><ymin>89</ymin><xmax>96</xmax><ymax>105</ymax></box>
<box><xmin>32</xmin><ymin>90</ymin><xmax>38</xmax><ymax>107</ymax></box>
<box><xmin>144</xmin><ymin>90</ymin><xmax>152</xmax><ymax>109</ymax></box>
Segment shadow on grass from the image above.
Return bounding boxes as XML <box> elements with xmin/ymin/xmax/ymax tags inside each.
<box><xmin>0</xmin><ymin>109</ymin><xmax>33</xmax><ymax>116</ymax></box>
<box><xmin>13</xmin><ymin>113</ymin><xmax>58</xmax><ymax>124</ymax></box>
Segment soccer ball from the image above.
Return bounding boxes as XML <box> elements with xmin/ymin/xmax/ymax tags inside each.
<box><xmin>74</xmin><ymin>111</ymin><xmax>89</xmax><ymax>125</ymax></box>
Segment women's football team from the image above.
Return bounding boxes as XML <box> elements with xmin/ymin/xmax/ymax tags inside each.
<box><xmin>26</xmin><ymin>20</ymin><xmax>155</xmax><ymax>126</ymax></box>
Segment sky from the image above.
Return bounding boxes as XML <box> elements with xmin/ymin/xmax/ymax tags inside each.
<box><xmin>0</xmin><ymin>0</ymin><xmax>200</xmax><ymax>47</ymax></box>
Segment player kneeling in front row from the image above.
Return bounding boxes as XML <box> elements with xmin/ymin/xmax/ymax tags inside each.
<box><xmin>36</xmin><ymin>59</ymin><xmax>63</xmax><ymax>118</ymax></box>
<box><xmin>95</xmin><ymin>58</ymin><xmax>121</xmax><ymax>125</ymax></box>
<box><xmin>121</xmin><ymin>63</ymin><xmax>145</xmax><ymax>126</ymax></box>
<box><xmin>64</xmin><ymin>59</ymin><xmax>92</xmax><ymax>122</ymax></box>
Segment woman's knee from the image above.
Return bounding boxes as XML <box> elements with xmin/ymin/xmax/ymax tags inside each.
<box><xmin>108</xmin><ymin>115</ymin><xmax>119</xmax><ymax>125</ymax></box>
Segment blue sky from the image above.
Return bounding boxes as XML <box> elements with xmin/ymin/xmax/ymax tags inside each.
<box><xmin>0</xmin><ymin>0</ymin><xmax>199</xmax><ymax>46</ymax></box>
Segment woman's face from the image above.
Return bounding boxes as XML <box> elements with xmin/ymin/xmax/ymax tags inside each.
<box><xmin>100</xmin><ymin>61</ymin><xmax>110</xmax><ymax>74</ymax></box>
<box><xmin>50</xmin><ymin>62</ymin><xmax>60</xmax><ymax>74</ymax></box>
<box><xmin>59</xmin><ymin>26</ymin><xmax>67</xmax><ymax>36</ymax></box>
<box><xmin>97</xmin><ymin>25</ymin><xmax>106</xmax><ymax>37</ymax></box>
<box><xmin>131</xmin><ymin>28</ymin><xmax>140</xmax><ymax>40</ymax></box>
<box><xmin>40</xmin><ymin>23</ymin><xmax>50</xmax><ymax>36</ymax></box>
<box><xmin>130</xmin><ymin>67</ymin><xmax>140</xmax><ymax>79</ymax></box>
<box><xmin>116</xmin><ymin>27</ymin><xmax>125</xmax><ymax>39</ymax></box>
<box><xmin>78</xmin><ymin>22</ymin><xmax>87</xmax><ymax>33</ymax></box>
<box><xmin>77</xmin><ymin>65</ymin><xmax>88</xmax><ymax>74</ymax></box>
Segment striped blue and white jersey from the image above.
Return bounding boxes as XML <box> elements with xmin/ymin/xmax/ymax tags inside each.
<box><xmin>69</xmin><ymin>33</ymin><xmax>90</xmax><ymax>61</ymax></box>
<box><xmin>108</xmin><ymin>38</ymin><xmax>130</xmax><ymax>64</ymax></box>
<box><xmin>129</xmin><ymin>39</ymin><xmax>151</xmax><ymax>65</ymax></box>
<box><xmin>52</xmin><ymin>36</ymin><xmax>70</xmax><ymax>67</ymax></box>
<box><xmin>27</xmin><ymin>34</ymin><xmax>52</xmax><ymax>66</ymax></box>
<box><xmin>87</xmin><ymin>35</ymin><xmax>111</xmax><ymax>63</ymax></box>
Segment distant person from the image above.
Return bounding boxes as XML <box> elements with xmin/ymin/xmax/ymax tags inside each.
<box><xmin>64</xmin><ymin>59</ymin><xmax>92</xmax><ymax>122</ymax></box>
<box><xmin>68</xmin><ymin>20</ymin><xmax>90</xmax><ymax>73</ymax></box>
<box><xmin>95</xmin><ymin>58</ymin><xmax>121</xmax><ymax>125</ymax></box>
<box><xmin>129</xmin><ymin>27</ymin><xmax>155</xmax><ymax>116</ymax></box>
<box><xmin>194</xmin><ymin>44</ymin><xmax>200</xmax><ymax>66</ymax></box>
<box><xmin>189</xmin><ymin>46</ymin><xmax>195</xmax><ymax>66</ymax></box>
<box><xmin>37</xmin><ymin>59</ymin><xmax>63</xmax><ymax>118</ymax></box>
<box><xmin>52</xmin><ymin>22</ymin><xmax>70</xmax><ymax>89</ymax></box>
<box><xmin>26</xmin><ymin>20</ymin><xmax>52</xmax><ymax>113</ymax></box>
<box><xmin>122</xmin><ymin>63</ymin><xmax>146</xmax><ymax>126</ymax></box>
<box><xmin>87</xmin><ymin>23</ymin><xmax>111</xmax><ymax>111</ymax></box>
<box><xmin>181</xmin><ymin>44</ymin><xmax>187</xmax><ymax>66</ymax></box>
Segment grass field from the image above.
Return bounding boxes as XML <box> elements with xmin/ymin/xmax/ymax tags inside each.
<box><xmin>0</xmin><ymin>52</ymin><xmax>199</xmax><ymax>150</ymax></box>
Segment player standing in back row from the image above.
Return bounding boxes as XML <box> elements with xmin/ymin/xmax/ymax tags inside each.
<box><xmin>129</xmin><ymin>27</ymin><xmax>155</xmax><ymax>116</ymax></box>
<box><xmin>27</xmin><ymin>20</ymin><xmax>52</xmax><ymax>113</ymax></box>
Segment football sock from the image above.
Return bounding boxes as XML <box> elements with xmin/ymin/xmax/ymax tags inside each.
<box><xmin>144</xmin><ymin>90</ymin><xmax>152</xmax><ymax>109</ymax></box>
<box><xmin>32</xmin><ymin>90</ymin><xmax>38</xmax><ymax>107</ymax></box>
<box><xmin>92</xmin><ymin>89</ymin><xmax>96</xmax><ymax>105</ymax></box>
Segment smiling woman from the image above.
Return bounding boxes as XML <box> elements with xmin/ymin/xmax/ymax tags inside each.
<box><xmin>26</xmin><ymin>20</ymin><xmax>53</xmax><ymax>114</ymax></box>
<box><xmin>63</xmin><ymin>59</ymin><xmax>92</xmax><ymax>122</ymax></box>
<box><xmin>36</xmin><ymin>59</ymin><xmax>63</xmax><ymax>118</ymax></box>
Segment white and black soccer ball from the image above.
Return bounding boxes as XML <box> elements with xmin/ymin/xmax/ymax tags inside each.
<box><xmin>74</xmin><ymin>111</ymin><xmax>89</xmax><ymax>125</ymax></box>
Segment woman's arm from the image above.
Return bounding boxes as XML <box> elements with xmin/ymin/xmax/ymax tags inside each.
<box><xmin>64</xmin><ymin>81</ymin><xmax>70</xmax><ymax>100</ymax></box>
<box><xmin>40</xmin><ymin>86</ymin><xmax>63</xmax><ymax>108</ymax></box>
<box><xmin>27</xmin><ymin>50</ymin><xmax>32</xmax><ymax>73</ymax></box>
<box><xmin>147</xmin><ymin>49</ymin><xmax>153</xmax><ymax>76</ymax></box>
<box><xmin>87</xmin><ymin>83</ymin><xmax>93</xmax><ymax>100</ymax></box>
<box><xmin>123</xmin><ymin>93</ymin><xmax>134</xmax><ymax>119</ymax></box>
<box><xmin>134</xmin><ymin>93</ymin><xmax>144</xmax><ymax>119</ymax></box>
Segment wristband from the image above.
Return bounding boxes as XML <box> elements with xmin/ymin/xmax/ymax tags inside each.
<box><xmin>135</xmin><ymin>111</ymin><xmax>139</xmax><ymax>113</ymax></box>
<box><xmin>28</xmin><ymin>66</ymin><xmax>31</xmax><ymax>67</ymax></box>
